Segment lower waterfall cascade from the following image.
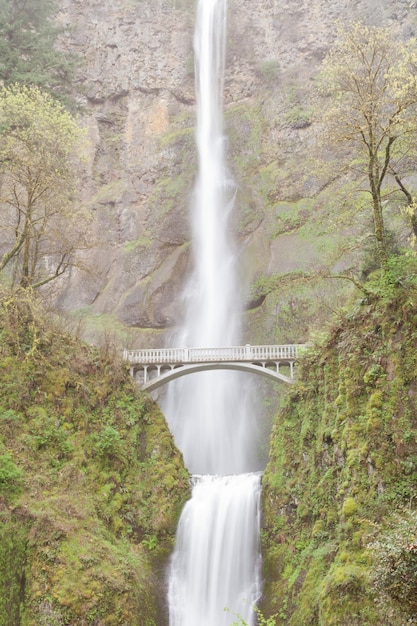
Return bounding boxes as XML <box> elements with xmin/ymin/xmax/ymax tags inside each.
<box><xmin>168</xmin><ymin>474</ymin><xmax>262</xmax><ymax>626</ymax></box>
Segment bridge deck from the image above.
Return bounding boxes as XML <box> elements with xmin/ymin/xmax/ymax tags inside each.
<box><xmin>123</xmin><ymin>344</ymin><xmax>304</xmax><ymax>365</ymax></box>
<box><xmin>123</xmin><ymin>345</ymin><xmax>305</xmax><ymax>390</ymax></box>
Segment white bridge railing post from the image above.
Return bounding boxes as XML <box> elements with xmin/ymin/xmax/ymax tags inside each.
<box><xmin>123</xmin><ymin>344</ymin><xmax>304</xmax><ymax>366</ymax></box>
<box><xmin>123</xmin><ymin>344</ymin><xmax>305</xmax><ymax>387</ymax></box>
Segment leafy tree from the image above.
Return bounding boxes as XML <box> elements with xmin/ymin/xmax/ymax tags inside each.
<box><xmin>0</xmin><ymin>84</ymin><xmax>88</xmax><ymax>289</ymax></box>
<box><xmin>0</xmin><ymin>0</ymin><xmax>76</xmax><ymax>105</ymax></box>
<box><xmin>318</xmin><ymin>22</ymin><xmax>417</xmax><ymax>266</ymax></box>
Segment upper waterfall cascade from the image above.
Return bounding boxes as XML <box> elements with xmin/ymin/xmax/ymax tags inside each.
<box><xmin>162</xmin><ymin>0</ymin><xmax>259</xmax><ymax>478</ymax></box>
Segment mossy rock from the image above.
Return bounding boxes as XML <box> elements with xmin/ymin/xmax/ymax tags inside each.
<box><xmin>261</xmin><ymin>257</ymin><xmax>417</xmax><ymax>624</ymax></box>
<box><xmin>0</xmin><ymin>289</ymin><xmax>190</xmax><ymax>624</ymax></box>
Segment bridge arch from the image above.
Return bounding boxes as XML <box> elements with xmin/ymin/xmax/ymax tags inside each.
<box><xmin>124</xmin><ymin>344</ymin><xmax>304</xmax><ymax>391</ymax></box>
<box><xmin>133</xmin><ymin>362</ymin><xmax>293</xmax><ymax>391</ymax></box>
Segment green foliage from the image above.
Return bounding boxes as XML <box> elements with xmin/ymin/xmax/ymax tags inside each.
<box><xmin>369</xmin><ymin>510</ymin><xmax>417</xmax><ymax>616</ymax></box>
<box><xmin>0</xmin><ymin>451</ymin><xmax>23</xmax><ymax>500</ymax></box>
<box><xmin>0</xmin><ymin>515</ymin><xmax>30</xmax><ymax>626</ymax></box>
<box><xmin>317</xmin><ymin>22</ymin><xmax>417</xmax><ymax>265</ymax></box>
<box><xmin>226</xmin><ymin>605</ymin><xmax>279</xmax><ymax>626</ymax></box>
<box><xmin>261</xmin><ymin>267</ymin><xmax>417</xmax><ymax>624</ymax></box>
<box><xmin>94</xmin><ymin>425</ymin><xmax>123</xmax><ymax>462</ymax></box>
<box><xmin>257</xmin><ymin>59</ymin><xmax>280</xmax><ymax>85</ymax></box>
<box><xmin>366</xmin><ymin>253</ymin><xmax>417</xmax><ymax>300</ymax></box>
<box><xmin>284</xmin><ymin>105</ymin><xmax>312</xmax><ymax>129</ymax></box>
<box><xmin>0</xmin><ymin>0</ymin><xmax>77</xmax><ymax>106</ymax></box>
<box><xmin>24</xmin><ymin>407</ymin><xmax>74</xmax><ymax>462</ymax></box>
<box><xmin>0</xmin><ymin>289</ymin><xmax>190</xmax><ymax>624</ymax></box>
<box><xmin>0</xmin><ymin>84</ymin><xmax>89</xmax><ymax>288</ymax></box>
<box><xmin>142</xmin><ymin>534</ymin><xmax>158</xmax><ymax>551</ymax></box>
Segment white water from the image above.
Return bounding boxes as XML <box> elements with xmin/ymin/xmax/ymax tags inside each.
<box><xmin>168</xmin><ymin>474</ymin><xmax>261</xmax><ymax>626</ymax></box>
<box><xmin>165</xmin><ymin>0</ymin><xmax>262</xmax><ymax>624</ymax></box>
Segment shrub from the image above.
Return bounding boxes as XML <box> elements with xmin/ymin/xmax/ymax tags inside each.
<box><xmin>94</xmin><ymin>426</ymin><xmax>123</xmax><ymax>462</ymax></box>
<box><xmin>0</xmin><ymin>452</ymin><xmax>23</xmax><ymax>499</ymax></box>
<box><xmin>369</xmin><ymin>510</ymin><xmax>417</xmax><ymax>615</ymax></box>
<box><xmin>257</xmin><ymin>59</ymin><xmax>280</xmax><ymax>84</ymax></box>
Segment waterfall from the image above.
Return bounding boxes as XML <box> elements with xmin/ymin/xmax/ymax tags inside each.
<box><xmin>168</xmin><ymin>474</ymin><xmax>261</xmax><ymax>626</ymax></box>
<box><xmin>164</xmin><ymin>0</ymin><xmax>262</xmax><ymax>624</ymax></box>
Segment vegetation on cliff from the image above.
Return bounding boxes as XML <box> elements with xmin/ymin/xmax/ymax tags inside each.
<box><xmin>238</xmin><ymin>21</ymin><xmax>417</xmax><ymax>346</ymax></box>
<box><xmin>0</xmin><ymin>0</ymin><xmax>77</xmax><ymax>106</ymax></box>
<box><xmin>261</xmin><ymin>254</ymin><xmax>417</xmax><ymax>625</ymax></box>
<box><xmin>0</xmin><ymin>289</ymin><xmax>189</xmax><ymax>625</ymax></box>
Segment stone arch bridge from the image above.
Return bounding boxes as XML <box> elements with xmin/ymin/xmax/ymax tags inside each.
<box><xmin>123</xmin><ymin>344</ymin><xmax>305</xmax><ymax>391</ymax></box>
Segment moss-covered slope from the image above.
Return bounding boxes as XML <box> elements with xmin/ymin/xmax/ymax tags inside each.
<box><xmin>261</xmin><ymin>258</ymin><xmax>417</xmax><ymax>625</ymax></box>
<box><xmin>0</xmin><ymin>291</ymin><xmax>189</xmax><ymax>626</ymax></box>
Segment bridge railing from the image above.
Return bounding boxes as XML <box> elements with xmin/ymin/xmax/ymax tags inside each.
<box><xmin>123</xmin><ymin>344</ymin><xmax>305</xmax><ymax>365</ymax></box>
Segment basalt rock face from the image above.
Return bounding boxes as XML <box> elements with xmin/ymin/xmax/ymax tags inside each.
<box><xmin>54</xmin><ymin>0</ymin><xmax>417</xmax><ymax>343</ymax></box>
<box><xmin>55</xmin><ymin>0</ymin><xmax>196</xmax><ymax>338</ymax></box>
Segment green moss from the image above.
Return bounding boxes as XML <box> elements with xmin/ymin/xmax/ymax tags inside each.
<box><xmin>0</xmin><ymin>452</ymin><xmax>24</xmax><ymax>501</ymax></box>
<box><xmin>0</xmin><ymin>515</ymin><xmax>30</xmax><ymax>626</ymax></box>
<box><xmin>318</xmin><ymin>559</ymin><xmax>376</xmax><ymax>625</ymax></box>
<box><xmin>261</xmin><ymin>258</ymin><xmax>417</xmax><ymax>624</ymax></box>
<box><xmin>284</xmin><ymin>105</ymin><xmax>312</xmax><ymax>129</ymax></box>
<box><xmin>0</xmin><ymin>289</ymin><xmax>190</xmax><ymax>624</ymax></box>
<box><xmin>69</xmin><ymin>309</ymin><xmax>137</xmax><ymax>346</ymax></box>
<box><xmin>150</xmin><ymin>175</ymin><xmax>191</xmax><ymax>219</ymax></box>
<box><xmin>257</xmin><ymin>59</ymin><xmax>281</xmax><ymax>84</ymax></box>
<box><xmin>159</xmin><ymin>125</ymin><xmax>194</xmax><ymax>148</ymax></box>
<box><xmin>270</xmin><ymin>199</ymin><xmax>315</xmax><ymax>238</ymax></box>
<box><xmin>136</xmin><ymin>110</ymin><xmax>197</xmax><ymax>233</ymax></box>
<box><xmin>123</xmin><ymin>235</ymin><xmax>152</xmax><ymax>252</ymax></box>
<box><xmin>88</xmin><ymin>180</ymin><xmax>126</xmax><ymax>206</ymax></box>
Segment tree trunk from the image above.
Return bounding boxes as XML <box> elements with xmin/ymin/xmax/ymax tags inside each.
<box><xmin>369</xmin><ymin>149</ymin><xmax>387</xmax><ymax>266</ymax></box>
<box><xmin>372</xmin><ymin>193</ymin><xmax>387</xmax><ymax>266</ymax></box>
<box><xmin>19</xmin><ymin>210</ymin><xmax>32</xmax><ymax>288</ymax></box>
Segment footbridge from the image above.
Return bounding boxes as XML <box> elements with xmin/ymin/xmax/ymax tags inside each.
<box><xmin>123</xmin><ymin>344</ymin><xmax>305</xmax><ymax>391</ymax></box>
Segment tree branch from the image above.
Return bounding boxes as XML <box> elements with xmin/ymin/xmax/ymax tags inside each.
<box><xmin>324</xmin><ymin>272</ymin><xmax>371</xmax><ymax>295</ymax></box>
<box><xmin>391</xmin><ymin>169</ymin><xmax>413</xmax><ymax>204</ymax></box>
<box><xmin>378</xmin><ymin>135</ymin><xmax>396</xmax><ymax>192</ymax></box>
<box><xmin>31</xmin><ymin>251</ymin><xmax>72</xmax><ymax>289</ymax></box>
<box><xmin>0</xmin><ymin>226</ymin><xmax>27</xmax><ymax>271</ymax></box>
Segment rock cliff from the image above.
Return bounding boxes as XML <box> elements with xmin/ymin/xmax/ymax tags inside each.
<box><xmin>261</xmin><ymin>256</ymin><xmax>417</xmax><ymax>624</ymax></box>
<box><xmin>54</xmin><ymin>0</ymin><xmax>417</xmax><ymax>345</ymax></box>
<box><xmin>0</xmin><ymin>289</ymin><xmax>190</xmax><ymax>624</ymax></box>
